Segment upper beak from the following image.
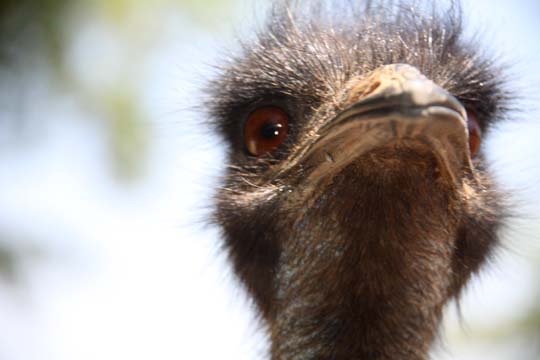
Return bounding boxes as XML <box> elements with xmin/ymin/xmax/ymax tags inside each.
<box><xmin>339</xmin><ymin>63</ymin><xmax>467</xmax><ymax>123</ymax></box>
<box><xmin>289</xmin><ymin>64</ymin><xmax>472</xmax><ymax>186</ymax></box>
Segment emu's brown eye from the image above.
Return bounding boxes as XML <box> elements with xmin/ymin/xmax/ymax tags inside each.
<box><xmin>244</xmin><ymin>106</ymin><xmax>289</xmax><ymax>156</ymax></box>
<box><xmin>466</xmin><ymin>110</ymin><xmax>482</xmax><ymax>157</ymax></box>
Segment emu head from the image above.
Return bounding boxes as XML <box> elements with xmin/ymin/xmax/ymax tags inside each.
<box><xmin>208</xmin><ymin>1</ymin><xmax>509</xmax><ymax>359</ymax></box>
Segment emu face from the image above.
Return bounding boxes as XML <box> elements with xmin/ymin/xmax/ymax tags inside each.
<box><xmin>209</xmin><ymin>2</ymin><xmax>509</xmax><ymax>359</ymax></box>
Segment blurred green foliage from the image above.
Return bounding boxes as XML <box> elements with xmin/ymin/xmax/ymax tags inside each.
<box><xmin>0</xmin><ymin>0</ymin><xmax>238</xmax><ymax>181</ymax></box>
<box><xmin>96</xmin><ymin>0</ymin><xmax>233</xmax><ymax>27</ymax></box>
<box><xmin>0</xmin><ymin>0</ymin><xmax>240</xmax><ymax>281</ymax></box>
<box><xmin>175</xmin><ymin>0</ymin><xmax>237</xmax><ymax>27</ymax></box>
<box><xmin>104</xmin><ymin>89</ymin><xmax>149</xmax><ymax>179</ymax></box>
<box><xmin>0</xmin><ymin>246</ymin><xmax>17</xmax><ymax>283</ymax></box>
<box><xmin>0</xmin><ymin>0</ymin><xmax>67</xmax><ymax>65</ymax></box>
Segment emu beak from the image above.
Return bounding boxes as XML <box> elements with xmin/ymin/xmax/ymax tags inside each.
<box><xmin>302</xmin><ymin>64</ymin><xmax>472</xmax><ymax>186</ymax></box>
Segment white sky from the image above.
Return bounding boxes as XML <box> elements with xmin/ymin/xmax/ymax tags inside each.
<box><xmin>0</xmin><ymin>1</ymin><xmax>539</xmax><ymax>359</ymax></box>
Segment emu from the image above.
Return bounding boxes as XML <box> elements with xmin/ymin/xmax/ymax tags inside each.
<box><xmin>208</xmin><ymin>1</ymin><xmax>510</xmax><ymax>359</ymax></box>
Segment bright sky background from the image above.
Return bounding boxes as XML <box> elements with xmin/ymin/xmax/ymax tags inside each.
<box><xmin>0</xmin><ymin>1</ymin><xmax>538</xmax><ymax>359</ymax></box>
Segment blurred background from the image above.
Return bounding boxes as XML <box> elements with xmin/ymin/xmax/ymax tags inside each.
<box><xmin>0</xmin><ymin>0</ymin><xmax>538</xmax><ymax>359</ymax></box>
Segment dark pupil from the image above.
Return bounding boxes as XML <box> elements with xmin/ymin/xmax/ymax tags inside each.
<box><xmin>260</xmin><ymin>122</ymin><xmax>283</xmax><ymax>139</ymax></box>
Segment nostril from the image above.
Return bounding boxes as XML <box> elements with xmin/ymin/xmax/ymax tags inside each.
<box><xmin>363</xmin><ymin>81</ymin><xmax>381</xmax><ymax>96</ymax></box>
<box><xmin>347</xmin><ymin>79</ymin><xmax>383</xmax><ymax>105</ymax></box>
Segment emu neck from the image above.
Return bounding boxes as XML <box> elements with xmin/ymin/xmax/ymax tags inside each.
<box><xmin>271</xmin><ymin>155</ymin><xmax>458</xmax><ymax>359</ymax></box>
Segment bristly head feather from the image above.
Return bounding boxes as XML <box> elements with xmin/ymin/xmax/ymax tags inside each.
<box><xmin>208</xmin><ymin>0</ymin><xmax>509</xmax><ymax>153</ymax></box>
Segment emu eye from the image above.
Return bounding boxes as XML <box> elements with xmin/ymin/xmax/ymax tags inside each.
<box><xmin>466</xmin><ymin>110</ymin><xmax>482</xmax><ymax>157</ymax></box>
<box><xmin>244</xmin><ymin>106</ymin><xmax>289</xmax><ymax>156</ymax></box>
